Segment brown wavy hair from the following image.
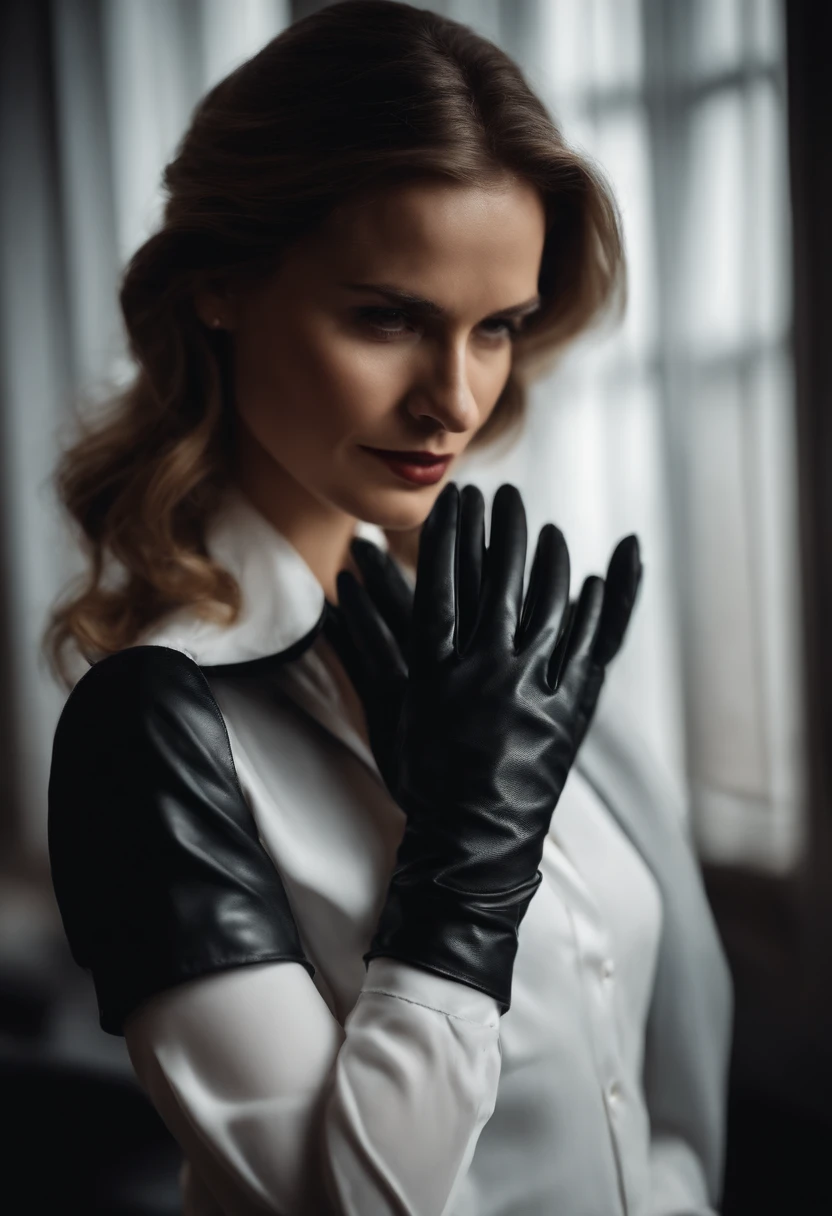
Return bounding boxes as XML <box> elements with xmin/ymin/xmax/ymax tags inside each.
<box><xmin>44</xmin><ymin>0</ymin><xmax>625</xmax><ymax>690</ymax></box>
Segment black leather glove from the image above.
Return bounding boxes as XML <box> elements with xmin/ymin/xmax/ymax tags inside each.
<box><xmin>323</xmin><ymin>542</ymin><xmax>412</xmax><ymax>802</ymax></box>
<box><xmin>326</xmin><ymin>486</ymin><xmax>643</xmax><ymax>803</ymax></box>
<box><xmin>326</xmin><ymin>482</ymin><xmax>642</xmax><ymax>1014</ymax></box>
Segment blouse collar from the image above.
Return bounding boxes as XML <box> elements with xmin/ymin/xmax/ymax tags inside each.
<box><xmin>132</xmin><ymin>484</ymin><xmax>391</xmax><ymax>672</ymax></box>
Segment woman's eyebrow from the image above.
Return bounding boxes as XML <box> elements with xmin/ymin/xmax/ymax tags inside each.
<box><xmin>339</xmin><ymin>281</ymin><xmax>542</xmax><ymax>318</ymax></box>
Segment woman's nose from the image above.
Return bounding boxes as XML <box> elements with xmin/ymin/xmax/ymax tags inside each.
<box><xmin>405</xmin><ymin>340</ymin><xmax>481</xmax><ymax>434</ymax></box>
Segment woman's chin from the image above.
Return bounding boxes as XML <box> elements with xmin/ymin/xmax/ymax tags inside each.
<box><xmin>349</xmin><ymin>483</ymin><xmax>451</xmax><ymax>532</ymax></box>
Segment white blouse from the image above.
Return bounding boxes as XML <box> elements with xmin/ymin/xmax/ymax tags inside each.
<box><xmin>78</xmin><ymin>487</ymin><xmax>711</xmax><ymax>1215</ymax></box>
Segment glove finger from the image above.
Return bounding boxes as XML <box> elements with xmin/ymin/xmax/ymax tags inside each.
<box><xmin>335</xmin><ymin>570</ymin><xmax>408</xmax><ymax>683</ymax></box>
<box><xmin>475</xmin><ymin>483</ymin><xmax>528</xmax><ymax>651</ymax></box>
<box><xmin>349</xmin><ymin>538</ymin><xmax>414</xmax><ymax>658</ymax></box>
<box><xmin>548</xmin><ymin>575</ymin><xmax>605</xmax><ymax>695</ymax></box>
<box><xmin>323</xmin><ymin>598</ymin><xmax>372</xmax><ymax>704</ymax></box>
<box><xmin>543</xmin><ymin>595</ymin><xmax>576</xmax><ymax>684</ymax></box>
<box><xmin>516</xmin><ymin>523</ymin><xmax>570</xmax><ymax>657</ymax></box>
<box><xmin>592</xmin><ymin>535</ymin><xmax>643</xmax><ymax>666</ymax></box>
<box><xmin>411</xmin><ymin>482</ymin><xmax>459</xmax><ymax>666</ymax></box>
<box><xmin>545</xmin><ymin>595</ymin><xmax>574</xmax><ymax>690</ymax></box>
<box><xmin>456</xmin><ymin>484</ymin><xmax>486</xmax><ymax>654</ymax></box>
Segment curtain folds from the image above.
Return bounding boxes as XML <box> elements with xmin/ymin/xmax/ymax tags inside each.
<box><xmin>0</xmin><ymin>0</ymin><xmax>801</xmax><ymax>874</ymax></box>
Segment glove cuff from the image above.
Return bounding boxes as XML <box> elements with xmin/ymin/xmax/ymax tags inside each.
<box><xmin>363</xmin><ymin>872</ymin><xmax>543</xmax><ymax>1015</ymax></box>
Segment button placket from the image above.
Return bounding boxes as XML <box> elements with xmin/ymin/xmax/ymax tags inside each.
<box><xmin>544</xmin><ymin>836</ymin><xmax>630</xmax><ymax>1207</ymax></box>
<box><xmin>541</xmin><ymin>773</ymin><xmax>662</xmax><ymax>1216</ymax></box>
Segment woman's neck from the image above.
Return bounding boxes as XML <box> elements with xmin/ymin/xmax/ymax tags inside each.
<box><xmin>231</xmin><ymin>427</ymin><xmax>360</xmax><ymax>604</ymax></box>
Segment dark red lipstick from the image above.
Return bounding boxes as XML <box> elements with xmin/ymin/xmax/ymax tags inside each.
<box><xmin>359</xmin><ymin>446</ymin><xmax>453</xmax><ymax>486</ymax></box>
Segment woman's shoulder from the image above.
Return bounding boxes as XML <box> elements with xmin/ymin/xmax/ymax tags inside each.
<box><xmin>48</xmin><ymin>646</ymin><xmax>242</xmax><ymax>875</ymax></box>
<box><xmin>49</xmin><ymin>646</ymin><xmax>239</xmax><ymax>864</ymax></box>
<box><xmin>59</xmin><ymin>642</ymin><xmax>218</xmax><ymax>743</ymax></box>
<box><xmin>49</xmin><ymin>643</ymin><xmax>243</xmax><ymax>872</ymax></box>
<box><xmin>48</xmin><ymin>639</ymin><xmax>316</xmax><ymax>1037</ymax></box>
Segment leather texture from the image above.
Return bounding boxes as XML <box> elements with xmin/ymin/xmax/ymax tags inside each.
<box><xmin>47</xmin><ymin>644</ymin><xmax>315</xmax><ymax>1036</ymax></box>
<box><xmin>328</xmin><ymin>482</ymin><xmax>642</xmax><ymax>1014</ymax></box>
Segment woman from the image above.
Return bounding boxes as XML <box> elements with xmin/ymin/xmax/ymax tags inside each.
<box><xmin>45</xmin><ymin>2</ymin><xmax>732</xmax><ymax>1213</ymax></box>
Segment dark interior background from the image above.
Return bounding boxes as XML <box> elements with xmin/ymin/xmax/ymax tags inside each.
<box><xmin>710</xmin><ymin>1</ymin><xmax>832</xmax><ymax>1211</ymax></box>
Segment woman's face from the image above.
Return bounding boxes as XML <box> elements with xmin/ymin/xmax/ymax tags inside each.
<box><xmin>209</xmin><ymin>175</ymin><xmax>547</xmax><ymax>531</ymax></box>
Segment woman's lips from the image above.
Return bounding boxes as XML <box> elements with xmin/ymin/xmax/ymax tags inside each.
<box><xmin>360</xmin><ymin>447</ymin><xmax>452</xmax><ymax>486</ymax></box>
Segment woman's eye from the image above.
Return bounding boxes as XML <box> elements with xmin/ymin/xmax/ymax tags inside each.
<box><xmin>356</xmin><ymin>307</ymin><xmax>523</xmax><ymax>342</ymax></box>
<box><xmin>358</xmin><ymin>308</ymin><xmax>412</xmax><ymax>337</ymax></box>
<box><xmin>480</xmin><ymin>317</ymin><xmax>523</xmax><ymax>339</ymax></box>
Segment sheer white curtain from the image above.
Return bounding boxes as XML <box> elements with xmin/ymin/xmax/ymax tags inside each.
<box><xmin>1</xmin><ymin>0</ymin><xmax>291</xmax><ymax>860</ymax></box>
<box><xmin>451</xmin><ymin>0</ymin><xmax>802</xmax><ymax>872</ymax></box>
<box><xmin>0</xmin><ymin>0</ymin><xmax>801</xmax><ymax>874</ymax></box>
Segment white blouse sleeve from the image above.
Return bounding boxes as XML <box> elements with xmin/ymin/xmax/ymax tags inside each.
<box><xmin>124</xmin><ymin>955</ymin><xmax>503</xmax><ymax>1216</ymax></box>
<box><xmin>647</xmin><ymin>1134</ymin><xmax>718</xmax><ymax>1215</ymax></box>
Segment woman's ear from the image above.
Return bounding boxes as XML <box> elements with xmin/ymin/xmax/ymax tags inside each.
<box><xmin>193</xmin><ymin>282</ymin><xmax>238</xmax><ymax>331</ymax></box>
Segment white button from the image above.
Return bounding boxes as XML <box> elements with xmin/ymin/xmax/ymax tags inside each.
<box><xmin>607</xmin><ymin>1081</ymin><xmax>621</xmax><ymax>1106</ymax></box>
<box><xmin>601</xmin><ymin>958</ymin><xmax>615</xmax><ymax>981</ymax></box>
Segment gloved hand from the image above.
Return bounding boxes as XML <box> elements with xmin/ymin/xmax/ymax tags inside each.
<box><xmin>325</xmin><ymin>482</ymin><xmax>643</xmax><ymax>1013</ymax></box>
<box><xmin>326</xmin><ymin>485</ymin><xmax>643</xmax><ymax>802</ymax></box>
